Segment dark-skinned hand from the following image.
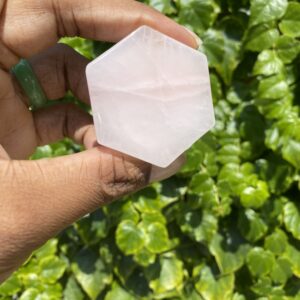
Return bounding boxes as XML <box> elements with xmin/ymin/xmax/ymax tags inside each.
<box><xmin>0</xmin><ymin>0</ymin><xmax>198</xmax><ymax>282</ymax></box>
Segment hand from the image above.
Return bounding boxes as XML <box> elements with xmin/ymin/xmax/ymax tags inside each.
<box><xmin>0</xmin><ymin>0</ymin><xmax>198</xmax><ymax>282</ymax></box>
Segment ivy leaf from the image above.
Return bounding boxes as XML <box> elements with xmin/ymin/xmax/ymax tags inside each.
<box><xmin>189</xmin><ymin>170</ymin><xmax>218</xmax><ymax>206</ymax></box>
<box><xmin>142</xmin><ymin>222</ymin><xmax>170</xmax><ymax>254</ymax></box>
<box><xmin>270</xmin><ymin>257</ymin><xmax>293</xmax><ymax>284</ymax></box>
<box><xmin>0</xmin><ymin>274</ymin><xmax>21</xmax><ymax>296</ymax></box>
<box><xmin>253</xmin><ymin>50</ymin><xmax>284</xmax><ymax>76</ymax></box>
<box><xmin>238</xmin><ymin>209</ymin><xmax>268</xmax><ymax>242</ymax></box>
<box><xmin>75</xmin><ymin>210</ymin><xmax>109</xmax><ymax>245</ymax></box>
<box><xmin>283</xmin><ymin>202</ymin><xmax>300</xmax><ymax>239</ymax></box>
<box><xmin>258</xmin><ymin>74</ymin><xmax>289</xmax><ymax>100</ymax></box>
<box><xmin>105</xmin><ymin>282</ymin><xmax>135</xmax><ymax>300</ymax></box>
<box><xmin>279</xmin><ymin>2</ymin><xmax>300</xmax><ymax>38</ymax></box>
<box><xmin>178</xmin><ymin>0</ymin><xmax>220</xmax><ymax>35</ymax></box>
<box><xmin>283</xmin><ymin>245</ymin><xmax>300</xmax><ymax>277</ymax></box>
<box><xmin>63</xmin><ymin>276</ymin><xmax>84</xmax><ymax>300</ymax></box>
<box><xmin>178</xmin><ymin>209</ymin><xmax>218</xmax><ymax>242</ymax></box>
<box><xmin>245</xmin><ymin>23</ymin><xmax>280</xmax><ymax>52</ymax></box>
<box><xmin>133</xmin><ymin>187</ymin><xmax>162</xmax><ymax>213</ymax></box>
<box><xmin>256</xmin><ymin>155</ymin><xmax>295</xmax><ymax>194</ymax></box>
<box><xmin>194</xmin><ymin>266</ymin><xmax>234</xmax><ymax>300</ymax></box>
<box><xmin>276</xmin><ymin>36</ymin><xmax>300</xmax><ymax>64</ymax></box>
<box><xmin>148</xmin><ymin>0</ymin><xmax>176</xmax><ymax>14</ymax></box>
<box><xmin>19</xmin><ymin>288</ymin><xmax>40</xmax><ymax>300</ymax></box>
<box><xmin>246</xmin><ymin>247</ymin><xmax>276</xmax><ymax>277</ymax></box>
<box><xmin>264</xmin><ymin>229</ymin><xmax>288</xmax><ymax>255</ymax></box>
<box><xmin>209</xmin><ymin>234</ymin><xmax>250</xmax><ymax>274</ymax></box>
<box><xmin>249</xmin><ymin>0</ymin><xmax>288</xmax><ymax>28</ymax></box>
<box><xmin>71</xmin><ymin>249</ymin><xmax>112</xmax><ymax>300</ymax></box>
<box><xmin>240</xmin><ymin>181</ymin><xmax>270</xmax><ymax>209</ymax></box>
<box><xmin>202</xmin><ymin>25</ymin><xmax>241</xmax><ymax>85</ymax></box>
<box><xmin>282</xmin><ymin>140</ymin><xmax>300</xmax><ymax>169</ymax></box>
<box><xmin>116</xmin><ymin>220</ymin><xmax>146</xmax><ymax>255</ymax></box>
<box><xmin>133</xmin><ymin>247</ymin><xmax>156</xmax><ymax>267</ymax></box>
<box><xmin>39</xmin><ymin>256</ymin><xmax>67</xmax><ymax>284</ymax></box>
<box><xmin>146</xmin><ymin>253</ymin><xmax>184</xmax><ymax>294</ymax></box>
<box><xmin>34</xmin><ymin>239</ymin><xmax>58</xmax><ymax>259</ymax></box>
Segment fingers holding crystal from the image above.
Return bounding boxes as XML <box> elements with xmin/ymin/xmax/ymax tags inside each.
<box><xmin>32</xmin><ymin>103</ymin><xmax>95</xmax><ymax>148</ymax></box>
<box><xmin>28</xmin><ymin>44</ymin><xmax>90</xmax><ymax>105</ymax></box>
<box><xmin>0</xmin><ymin>0</ymin><xmax>199</xmax><ymax>66</ymax></box>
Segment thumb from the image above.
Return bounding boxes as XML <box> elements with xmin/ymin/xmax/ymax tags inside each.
<box><xmin>0</xmin><ymin>147</ymin><xmax>149</xmax><ymax>277</ymax></box>
<box><xmin>0</xmin><ymin>146</ymin><xmax>183</xmax><ymax>277</ymax></box>
<box><xmin>6</xmin><ymin>147</ymin><xmax>150</xmax><ymax>239</ymax></box>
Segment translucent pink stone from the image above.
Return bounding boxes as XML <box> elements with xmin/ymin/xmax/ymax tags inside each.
<box><xmin>86</xmin><ymin>26</ymin><xmax>215</xmax><ymax>167</ymax></box>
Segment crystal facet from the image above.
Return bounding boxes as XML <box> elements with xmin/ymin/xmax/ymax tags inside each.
<box><xmin>86</xmin><ymin>26</ymin><xmax>215</xmax><ymax>168</ymax></box>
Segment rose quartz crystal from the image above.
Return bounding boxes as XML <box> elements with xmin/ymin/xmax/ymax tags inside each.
<box><xmin>86</xmin><ymin>26</ymin><xmax>215</xmax><ymax>167</ymax></box>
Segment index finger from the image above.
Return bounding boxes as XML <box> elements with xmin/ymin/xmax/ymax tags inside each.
<box><xmin>0</xmin><ymin>0</ymin><xmax>198</xmax><ymax>67</ymax></box>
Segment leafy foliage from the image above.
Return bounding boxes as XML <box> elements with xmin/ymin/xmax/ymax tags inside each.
<box><xmin>1</xmin><ymin>0</ymin><xmax>300</xmax><ymax>299</ymax></box>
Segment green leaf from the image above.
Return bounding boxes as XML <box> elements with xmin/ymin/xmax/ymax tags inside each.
<box><xmin>34</xmin><ymin>239</ymin><xmax>58</xmax><ymax>259</ymax></box>
<box><xmin>282</xmin><ymin>140</ymin><xmax>300</xmax><ymax>169</ymax></box>
<box><xmin>63</xmin><ymin>276</ymin><xmax>84</xmax><ymax>300</ymax></box>
<box><xmin>245</xmin><ymin>23</ymin><xmax>280</xmax><ymax>52</ymax></box>
<box><xmin>202</xmin><ymin>26</ymin><xmax>241</xmax><ymax>85</ymax></box>
<box><xmin>133</xmin><ymin>247</ymin><xmax>156</xmax><ymax>267</ymax></box>
<box><xmin>283</xmin><ymin>202</ymin><xmax>300</xmax><ymax>239</ymax></box>
<box><xmin>283</xmin><ymin>245</ymin><xmax>300</xmax><ymax>277</ymax></box>
<box><xmin>264</xmin><ymin>229</ymin><xmax>288</xmax><ymax>255</ymax></box>
<box><xmin>42</xmin><ymin>283</ymin><xmax>63</xmax><ymax>299</ymax></box>
<box><xmin>116</xmin><ymin>220</ymin><xmax>145</xmax><ymax>255</ymax></box>
<box><xmin>39</xmin><ymin>256</ymin><xmax>67</xmax><ymax>284</ymax></box>
<box><xmin>146</xmin><ymin>253</ymin><xmax>184</xmax><ymax>294</ymax></box>
<box><xmin>178</xmin><ymin>0</ymin><xmax>220</xmax><ymax>35</ymax></box>
<box><xmin>60</xmin><ymin>37</ymin><xmax>93</xmax><ymax>59</ymax></box>
<box><xmin>133</xmin><ymin>187</ymin><xmax>162</xmax><ymax>213</ymax></box>
<box><xmin>209</xmin><ymin>234</ymin><xmax>250</xmax><ymax>274</ymax></box>
<box><xmin>210</xmin><ymin>73</ymin><xmax>223</xmax><ymax>103</ymax></box>
<box><xmin>279</xmin><ymin>2</ymin><xmax>300</xmax><ymax>38</ymax></box>
<box><xmin>148</xmin><ymin>0</ymin><xmax>176</xmax><ymax>14</ymax></box>
<box><xmin>189</xmin><ymin>170</ymin><xmax>218</xmax><ymax>206</ymax></box>
<box><xmin>178</xmin><ymin>209</ymin><xmax>218</xmax><ymax>243</ymax></box>
<box><xmin>256</xmin><ymin>155</ymin><xmax>295</xmax><ymax>194</ymax></box>
<box><xmin>276</xmin><ymin>36</ymin><xmax>300</xmax><ymax>64</ymax></box>
<box><xmin>75</xmin><ymin>210</ymin><xmax>109</xmax><ymax>245</ymax></box>
<box><xmin>105</xmin><ymin>282</ymin><xmax>135</xmax><ymax>300</ymax></box>
<box><xmin>240</xmin><ymin>181</ymin><xmax>269</xmax><ymax>209</ymax></box>
<box><xmin>238</xmin><ymin>209</ymin><xmax>268</xmax><ymax>242</ymax></box>
<box><xmin>0</xmin><ymin>274</ymin><xmax>21</xmax><ymax>296</ymax></box>
<box><xmin>249</xmin><ymin>0</ymin><xmax>288</xmax><ymax>27</ymax></box>
<box><xmin>141</xmin><ymin>212</ymin><xmax>166</xmax><ymax>226</ymax></box>
<box><xmin>19</xmin><ymin>288</ymin><xmax>40</xmax><ymax>300</ymax></box>
<box><xmin>246</xmin><ymin>247</ymin><xmax>276</xmax><ymax>277</ymax></box>
<box><xmin>253</xmin><ymin>50</ymin><xmax>284</xmax><ymax>76</ymax></box>
<box><xmin>71</xmin><ymin>249</ymin><xmax>112</xmax><ymax>300</ymax></box>
<box><xmin>258</xmin><ymin>74</ymin><xmax>289</xmax><ymax>100</ymax></box>
<box><xmin>194</xmin><ymin>266</ymin><xmax>234</xmax><ymax>300</ymax></box>
<box><xmin>270</xmin><ymin>257</ymin><xmax>293</xmax><ymax>284</ymax></box>
<box><xmin>143</xmin><ymin>222</ymin><xmax>170</xmax><ymax>254</ymax></box>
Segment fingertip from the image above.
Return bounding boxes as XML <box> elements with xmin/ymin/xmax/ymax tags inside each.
<box><xmin>181</xmin><ymin>26</ymin><xmax>202</xmax><ymax>49</ymax></box>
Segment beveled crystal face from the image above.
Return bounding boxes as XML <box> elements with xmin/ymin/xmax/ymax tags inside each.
<box><xmin>86</xmin><ymin>26</ymin><xmax>215</xmax><ymax>167</ymax></box>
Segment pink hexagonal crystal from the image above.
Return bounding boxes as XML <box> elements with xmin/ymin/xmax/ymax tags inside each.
<box><xmin>86</xmin><ymin>26</ymin><xmax>215</xmax><ymax>167</ymax></box>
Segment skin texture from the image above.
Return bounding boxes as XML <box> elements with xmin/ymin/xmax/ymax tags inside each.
<box><xmin>0</xmin><ymin>0</ymin><xmax>197</xmax><ymax>282</ymax></box>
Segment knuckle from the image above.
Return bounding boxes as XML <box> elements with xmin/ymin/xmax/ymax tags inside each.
<box><xmin>97</xmin><ymin>152</ymin><xmax>150</xmax><ymax>201</ymax></box>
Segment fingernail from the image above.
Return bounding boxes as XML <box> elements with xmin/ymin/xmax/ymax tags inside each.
<box><xmin>183</xmin><ymin>26</ymin><xmax>202</xmax><ymax>49</ymax></box>
<box><xmin>149</xmin><ymin>155</ymin><xmax>186</xmax><ymax>183</ymax></box>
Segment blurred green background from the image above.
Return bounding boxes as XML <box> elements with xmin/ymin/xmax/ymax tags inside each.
<box><xmin>1</xmin><ymin>0</ymin><xmax>300</xmax><ymax>299</ymax></box>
